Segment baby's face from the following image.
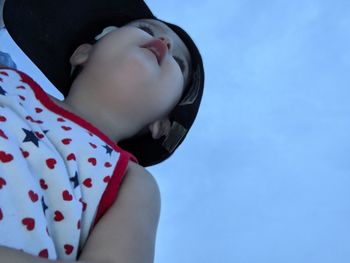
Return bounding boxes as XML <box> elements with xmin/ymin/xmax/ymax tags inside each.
<box><xmin>70</xmin><ymin>18</ymin><xmax>191</xmax><ymax>127</ymax></box>
<box><xmin>125</xmin><ymin>19</ymin><xmax>192</xmax><ymax>87</ymax></box>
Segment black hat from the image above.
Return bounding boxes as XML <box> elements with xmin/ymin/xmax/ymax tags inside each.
<box><xmin>3</xmin><ymin>0</ymin><xmax>204</xmax><ymax>166</ymax></box>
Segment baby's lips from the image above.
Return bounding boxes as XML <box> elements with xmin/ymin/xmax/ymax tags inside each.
<box><xmin>141</xmin><ymin>39</ymin><xmax>168</xmax><ymax>65</ymax></box>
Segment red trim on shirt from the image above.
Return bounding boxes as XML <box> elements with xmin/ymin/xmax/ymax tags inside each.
<box><xmin>92</xmin><ymin>152</ymin><xmax>130</xmax><ymax>227</ymax></box>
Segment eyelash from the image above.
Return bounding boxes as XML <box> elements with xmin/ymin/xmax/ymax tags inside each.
<box><xmin>137</xmin><ymin>23</ymin><xmax>186</xmax><ymax>73</ymax></box>
<box><xmin>137</xmin><ymin>24</ymin><xmax>154</xmax><ymax>36</ymax></box>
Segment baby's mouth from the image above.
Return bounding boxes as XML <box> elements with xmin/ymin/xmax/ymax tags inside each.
<box><xmin>141</xmin><ymin>39</ymin><xmax>167</xmax><ymax>65</ymax></box>
<box><xmin>144</xmin><ymin>47</ymin><xmax>160</xmax><ymax>65</ymax></box>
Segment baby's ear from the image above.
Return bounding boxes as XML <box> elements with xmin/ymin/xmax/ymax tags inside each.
<box><xmin>69</xmin><ymin>44</ymin><xmax>93</xmax><ymax>66</ymax></box>
<box><xmin>148</xmin><ymin>118</ymin><xmax>172</xmax><ymax>140</ymax></box>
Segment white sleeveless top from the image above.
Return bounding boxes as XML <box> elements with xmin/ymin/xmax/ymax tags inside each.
<box><xmin>0</xmin><ymin>67</ymin><xmax>138</xmax><ymax>260</ymax></box>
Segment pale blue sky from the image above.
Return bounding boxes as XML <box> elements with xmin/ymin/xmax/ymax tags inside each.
<box><xmin>146</xmin><ymin>0</ymin><xmax>350</xmax><ymax>262</ymax></box>
<box><xmin>1</xmin><ymin>0</ymin><xmax>350</xmax><ymax>262</ymax></box>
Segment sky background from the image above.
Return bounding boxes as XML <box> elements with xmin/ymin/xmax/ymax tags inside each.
<box><xmin>1</xmin><ymin>0</ymin><xmax>350</xmax><ymax>262</ymax></box>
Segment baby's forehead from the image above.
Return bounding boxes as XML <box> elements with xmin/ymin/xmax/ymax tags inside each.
<box><xmin>126</xmin><ymin>18</ymin><xmax>170</xmax><ymax>33</ymax></box>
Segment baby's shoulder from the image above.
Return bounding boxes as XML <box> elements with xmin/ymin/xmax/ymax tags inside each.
<box><xmin>124</xmin><ymin>161</ymin><xmax>158</xmax><ymax>190</ymax></box>
<box><xmin>126</xmin><ymin>160</ymin><xmax>151</xmax><ymax>176</ymax></box>
<box><xmin>78</xmin><ymin>160</ymin><xmax>160</xmax><ymax>263</ymax></box>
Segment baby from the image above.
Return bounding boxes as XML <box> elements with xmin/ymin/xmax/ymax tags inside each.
<box><xmin>48</xmin><ymin>18</ymin><xmax>192</xmax><ymax>148</ymax></box>
<box><xmin>0</xmin><ymin>1</ymin><xmax>204</xmax><ymax>263</ymax></box>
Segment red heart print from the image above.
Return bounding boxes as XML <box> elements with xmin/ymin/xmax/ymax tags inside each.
<box><xmin>57</xmin><ymin>117</ymin><xmax>66</xmax><ymax>122</ymax></box>
<box><xmin>0</xmin><ymin>177</ymin><xmax>7</xmax><ymax>189</ymax></box>
<box><xmin>54</xmin><ymin>211</ymin><xmax>64</xmax><ymax>221</ymax></box>
<box><xmin>26</xmin><ymin>116</ymin><xmax>34</xmax><ymax>122</ymax></box>
<box><xmin>0</xmin><ymin>208</ymin><xmax>3</xmax><ymax>220</ymax></box>
<box><xmin>0</xmin><ymin>129</ymin><xmax>8</xmax><ymax>139</ymax></box>
<box><xmin>0</xmin><ymin>115</ymin><xmax>6</xmax><ymax>121</ymax></box>
<box><xmin>39</xmin><ymin>179</ymin><xmax>48</xmax><ymax>190</ymax></box>
<box><xmin>64</xmin><ymin>244</ymin><xmax>74</xmax><ymax>255</ymax></box>
<box><xmin>35</xmin><ymin>107</ymin><xmax>43</xmax><ymax>113</ymax></box>
<box><xmin>82</xmin><ymin>201</ymin><xmax>87</xmax><ymax>212</ymax></box>
<box><xmin>83</xmin><ymin>178</ymin><xmax>92</xmax><ymax>188</ymax></box>
<box><xmin>26</xmin><ymin>116</ymin><xmax>40</xmax><ymax>123</ymax></box>
<box><xmin>104</xmin><ymin>162</ymin><xmax>112</xmax><ymax>168</ymax></box>
<box><xmin>88</xmin><ymin>158</ymin><xmax>97</xmax><ymax>166</ymax></box>
<box><xmin>61</xmin><ymin>126</ymin><xmax>72</xmax><ymax>131</ymax></box>
<box><xmin>21</xmin><ymin>149</ymin><xmax>29</xmax><ymax>158</ymax></box>
<box><xmin>0</xmin><ymin>71</ymin><xmax>9</xmax><ymax>76</ymax></box>
<box><xmin>28</xmin><ymin>190</ymin><xmax>39</xmax><ymax>202</ymax></box>
<box><xmin>22</xmin><ymin>217</ymin><xmax>35</xmax><ymax>231</ymax></box>
<box><xmin>46</xmin><ymin>158</ymin><xmax>57</xmax><ymax>169</ymax></box>
<box><xmin>67</xmin><ymin>153</ymin><xmax>76</xmax><ymax>161</ymax></box>
<box><xmin>38</xmin><ymin>249</ymin><xmax>48</xmax><ymax>258</ymax></box>
<box><xmin>62</xmin><ymin>138</ymin><xmax>72</xmax><ymax>145</ymax></box>
<box><xmin>0</xmin><ymin>151</ymin><xmax>13</xmax><ymax>163</ymax></box>
<box><xmin>89</xmin><ymin>142</ymin><xmax>97</xmax><ymax>149</ymax></box>
<box><xmin>62</xmin><ymin>190</ymin><xmax>73</xmax><ymax>201</ymax></box>
<box><xmin>35</xmin><ymin>131</ymin><xmax>44</xmax><ymax>139</ymax></box>
<box><xmin>103</xmin><ymin>176</ymin><xmax>111</xmax><ymax>183</ymax></box>
<box><xmin>79</xmin><ymin>198</ymin><xmax>87</xmax><ymax>212</ymax></box>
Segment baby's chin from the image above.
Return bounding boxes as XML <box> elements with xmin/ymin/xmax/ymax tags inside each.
<box><xmin>110</xmin><ymin>50</ymin><xmax>160</xmax><ymax>81</ymax></box>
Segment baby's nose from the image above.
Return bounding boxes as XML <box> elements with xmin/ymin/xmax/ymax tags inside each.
<box><xmin>159</xmin><ymin>36</ymin><xmax>172</xmax><ymax>51</ymax></box>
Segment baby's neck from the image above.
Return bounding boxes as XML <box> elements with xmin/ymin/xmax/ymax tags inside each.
<box><xmin>47</xmin><ymin>94</ymin><xmax>132</xmax><ymax>144</ymax></box>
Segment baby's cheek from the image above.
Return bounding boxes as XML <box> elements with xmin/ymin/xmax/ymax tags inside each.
<box><xmin>168</xmin><ymin>70</ymin><xmax>185</xmax><ymax>104</ymax></box>
<box><xmin>160</xmin><ymin>82</ymin><xmax>184</xmax><ymax>116</ymax></box>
